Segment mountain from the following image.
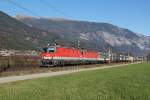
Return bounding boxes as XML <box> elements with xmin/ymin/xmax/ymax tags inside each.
<box><xmin>0</xmin><ymin>11</ymin><xmax>62</xmax><ymax>50</ymax></box>
<box><xmin>0</xmin><ymin>11</ymin><xmax>149</xmax><ymax>56</ymax></box>
<box><xmin>16</xmin><ymin>14</ymin><xmax>150</xmax><ymax>56</ymax></box>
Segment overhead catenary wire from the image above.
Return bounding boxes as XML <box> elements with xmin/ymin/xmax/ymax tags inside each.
<box><xmin>7</xmin><ymin>0</ymin><xmax>41</xmax><ymax>18</ymax></box>
<box><xmin>39</xmin><ymin>0</ymin><xmax>72</xmax><ymax>18</ymax></box>
<box><xmin>7</xmin><ymin>0</ymin><xmax>73</xmax><ymax>19</ymax></box>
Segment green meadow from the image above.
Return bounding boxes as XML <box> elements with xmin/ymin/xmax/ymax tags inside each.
<box><xmin>0</xmin><ymin>62</ymin><xmax>150</xmax><ymax>100</ymax></box>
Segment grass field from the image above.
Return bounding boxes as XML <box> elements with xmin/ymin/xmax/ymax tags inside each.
<box><xmin>0</xmin><ymin>62</ymin><xmax>150</xmax><ymax>100</ymax></box>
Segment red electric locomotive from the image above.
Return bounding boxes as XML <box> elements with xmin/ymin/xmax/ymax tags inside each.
<box><xmin>40</xmin><ymin>45</ymin><xmax>100</xmax><ymax>66</ymax></box>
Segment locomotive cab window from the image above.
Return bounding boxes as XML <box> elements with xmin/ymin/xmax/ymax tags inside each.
<box><xmin>47</xmin><ymin>47</ymin><xmax>55</xmax><ymax>53</ymax></box>
<box><xmin>42</xmin><ymin>47</ymin><xmax>55</xmax><ymax>53</ymax></box>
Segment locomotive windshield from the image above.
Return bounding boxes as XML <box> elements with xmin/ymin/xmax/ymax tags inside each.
<box><xmin>42</xmin><ymin>47</ymin><xmax>55</xmax><ymax>53</ymax></box>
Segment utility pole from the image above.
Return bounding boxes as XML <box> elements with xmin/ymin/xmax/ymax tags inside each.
<box><xmin>127</xmin><ymin>46</ymin><xmax>130</xmax><ymax>62</ymax></box>
<box><xmin>108</xmin><ymin>46</ymin><xmax>111</xmax><ymax>63</ymax></box>
<box><xmin>7</xmin><ymin>30</ymin><xmax>10</xmax><ymax>68</ymax></box>
<box><xmin>77</xmin><ymin>40</ymin><xmax>80</xmax><ymax>49</ymax></box>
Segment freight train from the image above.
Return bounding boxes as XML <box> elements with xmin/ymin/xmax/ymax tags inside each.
<box><xmin>40</xmin><ymin>45</ymin><xmax>136</xmax><ymax>66</ymax></box>
<box><xmin>40</xmin><ymin>46</ymin><xmax>109</xmax><ymax>66</ymax></box>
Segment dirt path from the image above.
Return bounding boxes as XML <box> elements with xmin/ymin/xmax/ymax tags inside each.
<box><xmin>0</xmin><ymin>62</ymin><xmax>141</xmax><ymax>84</ymax></box>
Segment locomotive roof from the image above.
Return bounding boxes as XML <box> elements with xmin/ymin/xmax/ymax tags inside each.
<box><xmin>43</xmin><ymin>45</ymin><xmax>98</xmax><ymax>52</ymax></box>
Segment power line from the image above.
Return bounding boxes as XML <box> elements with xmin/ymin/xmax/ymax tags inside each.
<box><xmin>7</xmin><ymin>0</ymin><xmax>72</xmax><ymax>19</ymax></box>
<box><xmin>7</xmin><ymin>0</ymin><xmax>41</xmax><ymax>18</ymax></box>
<box><xmin>39</xmin><ymin>0</ymin><xmax>72</xmax><ymax>18</ymax></box>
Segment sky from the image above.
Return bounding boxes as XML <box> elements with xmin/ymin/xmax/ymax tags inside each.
<box><xmin>0</xmin><ymin>0</ymin><xmax>149</xmax><ymax>36</ymax></box>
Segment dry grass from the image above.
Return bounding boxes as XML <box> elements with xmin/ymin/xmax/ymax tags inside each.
<box><xmin>0</xmin><ymin>61</ymin><xmax>129</xmax><ymax>77</ymax></box>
